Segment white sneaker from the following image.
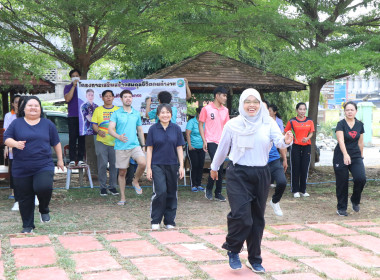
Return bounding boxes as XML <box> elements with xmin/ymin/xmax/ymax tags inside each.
<box><xmin>35</xmin><ymin>196</ymin><xmax>39</xmax><ymax>206</ymax></box>
<box><xmin>301</xmin><ymin>192</ymin><xmax>310</xmax><ymax>197</ymax></box>
<box><xmin>69</xmin><ymin>161</ymin><xmax>75</xmax><ymax>166</ymax></box>
<box><xmin>11</xmin><ymin>202</ymin><xmax>19</xmax><ymax>211</ymax></box>
<box><xmin>165</xmin><ymin>225</ymin><xmax>175</xmax><ymax>230</ymax></box>
<box><xmin>270</xmin><ymin>200</ymin><xmax>283</xmax><ymax>216</ymax></box>
<box><xmin>151</xmin><ymin>224</ymin><xmax>160</xmax><ymax>230</ymax></box>
<box><xmin>293</xmin><ymin>192</ymin><xmax>300</xmax><ymax>198</ymax></box>
<box><xmin>270</xmin><ymin>184</ymin><xmax>276</xmax><ymax>188</ymax></box>
<box><xmin>78</xmin><ymin>161</ymin><xmax>86</xmax><ymax>166</ymax></box>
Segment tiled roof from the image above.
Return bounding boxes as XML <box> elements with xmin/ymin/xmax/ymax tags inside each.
<box><xmin>146</xmin><ymin>51</ymin><xmax>306</xmax><ymax>93</ymax></box>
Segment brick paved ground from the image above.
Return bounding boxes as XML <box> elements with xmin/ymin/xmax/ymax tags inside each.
<box><xmin>1</xmin><ymin>220</ymin><xmax>380</xmax><ymax>279</ymax></box>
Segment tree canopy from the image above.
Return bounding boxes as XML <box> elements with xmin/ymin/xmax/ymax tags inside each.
<box><xmin>179</xmin><ymin>0</ymin><xmax>379</xmax><ymax>166</ymax></box>
<box><xmin>0</xmin><ymin>0</ymin><xmax>192</xmax><ymax>78</ymax></box>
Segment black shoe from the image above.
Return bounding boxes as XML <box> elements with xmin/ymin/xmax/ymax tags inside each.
<box><xmin>337</xmin><ymin>210</ymin><xmax>348</xmax><ymax>216</ymax></box>
<box><xmin>21</xmin><ymin>227</ymin><xmax>33</xmax><ymax>233</ymax></box>
<box><xmin>100</xmin><ymin>188</ymin><xmax>108</xmax><ymax>196</ymax></box>
<box><xmin>40</xmin><ymin>213</ymin><xmax>51</xmax><ymax>223</ymax></box>
<box><xmin>214</xmin><ymin>193</ymin><xmax>226</xmax><ymax>202</ymax></box>
<box><xmin>351</xmin><ymin>202</ymin><xmax>360</xmax><ymax>212</ymax></box>
<box><xmin>108</xmin><ymin>188</ymin><xmax>119</xmax><ymax>196</ymax></box>
<box><xmin>227</xmin><ymin>251</ymin><xmax>242</xmax><ymax>270</ymax></box>
<box><xmin>205</xmin><ymin>189</ymin><xmax>213</xmax><ymax>200</ymax></box>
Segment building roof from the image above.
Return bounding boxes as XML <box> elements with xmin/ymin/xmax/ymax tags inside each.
<box><xmin>146</xmin><ymin>51</ymin><xmax>306</xmax><ymax>93</ymax></box>
<box><xmin>0</xmin><ymin>72</ymin><xmax>55</xmax><ymax>94</ymax></box>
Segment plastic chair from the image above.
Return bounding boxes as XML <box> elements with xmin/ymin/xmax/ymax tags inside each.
<box><xmin>0</xmin><ymin>165</ymin><xmax>9</xmax><ymax>179</ymax></box>
<box><xmin>63</xmin><ymin>145</ymin><xmax>93</xmax><ymax>189</ymax></box>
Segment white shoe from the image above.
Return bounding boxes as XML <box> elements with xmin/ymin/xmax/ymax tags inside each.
<box><xmin>35</xmin><ymin>196</ymin><xmax>39</xmax><ymax>206</ymax></box>
<box><xmin>165</xmin><ymin>225</ymin><xmax>175</xmax><ymax>230</ymax></box>
<box><xmin>11</xmin><ymin>202</ymin><xmax>19</xmax><ymax>211</ymax></box>
<box><xmin>293</xmin><ymin>192</ymin><xmax>300</xmax><ymax>198</ymax></box>
<box><xmin>270</xmin><ymin>184</ymin><xmax>276</xmax><ymax>188</ymax></box>
<box><xmin>69</xmin><ymin>161</ymin><xmax>75</xmax><ymax>166</ymax></box>
<box><xmin>270</xmin><ymin>200</ymin><xmax>283</xmax><ymax>216</ymax></box>
<box><xmin>151</xmin><ymin>224</ymin><xmax>160</xmax><ymax>230</ymax></box>
<box><xmin>78</xmin><ymin>161</ymin><xmax>86</xmax><ymax>166</ymax></box>
<box><xmin>301</xmin><ymin>192</ymin><xmax>310</xmax><ymax>197</ymax></box>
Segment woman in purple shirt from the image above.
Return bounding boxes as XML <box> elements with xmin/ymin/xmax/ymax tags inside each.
<box><xmin>4</xmin><ymin>96</ymin><xmax>64</xmax><ymax>233</ymax></box>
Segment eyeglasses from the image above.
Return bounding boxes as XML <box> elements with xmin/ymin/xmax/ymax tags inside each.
<box><xmin>244</xmin><ymin>100</ymin><xmax>260</xmax><ymax>105</ymax></box>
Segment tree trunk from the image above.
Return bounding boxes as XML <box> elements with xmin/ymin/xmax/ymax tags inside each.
<box><xmin>308</xmin><ymin>78</ymin><xmax>326</xmax><ymax>169</ymax></box>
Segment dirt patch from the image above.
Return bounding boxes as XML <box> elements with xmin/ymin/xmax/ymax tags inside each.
<box><xmin>0</xmin><ymin>166</ymin><xmax>379</xmax><ymax>235</ymax></box>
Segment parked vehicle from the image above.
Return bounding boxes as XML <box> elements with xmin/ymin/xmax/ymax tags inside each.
<box><xmin>44</xmin><ymin>111</ymin><xmax>69</xmax><ymax>163</ymax></box>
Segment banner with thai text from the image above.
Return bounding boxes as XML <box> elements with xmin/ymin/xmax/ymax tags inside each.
<box><xmin>77</xmin><ymin>79</ymin><xmax>187</xmax><ymax>135</ymax></box>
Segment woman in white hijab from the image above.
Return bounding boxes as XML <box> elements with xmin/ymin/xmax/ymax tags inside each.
<box><xmin>210</xmin><ymin>88</ymin><xmax>293</xmax><ymax>273</ymax></box>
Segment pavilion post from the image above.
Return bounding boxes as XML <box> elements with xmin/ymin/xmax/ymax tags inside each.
<box><xmin>227</xmin><ymin>87</ymin><xmax>233</xmax><ymax>114</ymax></box>
<box><xmin>1</xmin><ymin>92</ymin><xmax>9</xmax><ymax>118</ymax></box>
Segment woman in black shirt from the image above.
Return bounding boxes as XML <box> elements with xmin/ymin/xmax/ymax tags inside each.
<box><xmin>333</xmin><ymin>101</ymin><xmax>366</xmax><ymax>217</ymax></box>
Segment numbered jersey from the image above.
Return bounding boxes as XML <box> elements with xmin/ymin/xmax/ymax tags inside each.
<box><xmin>199</xmin><ymin>102</ymin><xmax>229</xmax><ymax>144</ymax></box>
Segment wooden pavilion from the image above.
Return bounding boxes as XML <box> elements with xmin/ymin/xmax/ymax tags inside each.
<box><xmin>0</xmin><ymin>71</ymin><xmax>55</xmax><ymax>118</ymax></box>
<box><xmin>146</xmin><ymin>51</ymin><xmax>306</xmax><ymax>108</ymax></box>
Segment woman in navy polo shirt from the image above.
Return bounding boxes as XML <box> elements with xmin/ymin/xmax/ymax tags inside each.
<box><xmin>334</xmin><ymin>101</ymin><xmax>366</xmax><ymax>217</ymax></box>
<box><xmin>185</xmin><ymin>106</ymin><xmax>205</xmax><ymax>192</ymax></box>
<box><xmin>4</xmin><ymin>96</ymin><xmax>64</xmax><ymax>233</ymax></box>
<box><xmin>146</xmin><ymin>104</ymin><xmax>185</xmax><ymax>230</ymax></box>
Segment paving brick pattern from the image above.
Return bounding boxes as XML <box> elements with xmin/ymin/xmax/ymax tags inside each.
<box><xmin>307</xmin><ymin>223</ymin><xmax>358</xmax><ymax>235</ymax></box>
<box><xmin>10</xmin><ymin>235</ymin><xmax>51</xmax><ymax>247</ymax></box>
<box><xmin>330</xmin><ymin>246</ymin><xmax>380</xmax><ymax>268</ymax></box>
<box><xmin>300</xmin><ymin>257</ymin><xmax>372</xmax><ymax>279</ymax></box>
<box><xmin>286</xmin><ymin>230</ymin><xmax>341</xmax><ymax>245</ymax></box>
<box><xmin>17</xmin><ymin>267</ymin><xmax>69</xmax><ymax>280</ymax></box>
<box><xmin>1</xmin><ymin>220</ymin><xmax>379</xmax><ymax>279</ymax></box>
<box><xmin>130</xmin><ymin>256</ymin><xmax>192</xmax><ymax>279</ymax></box>
<box><xmin>341</xmin><ymin>234</ymin><xmax>380</xmax><ymax>254</ymax></box>
<box><xmin>150</xmin><ymin>230</ymin><xmax>195</xmax><ymax>244</ymax></box>
<box><xmin>104</xmin><ymin>232</ymin><xmax>141</xmax><ymax>241</ymax></box>
<box><xmin>58</xmin><ymin>235</ymin><xmax>103</xmax><ymax>252</ymax></box>
<box><xmin>72</xmin><ymin>251</ymin><xmax>122</xmax><ymax>273</ymax></box>
<box><xmin>81</xmin><ymin>270</ymin><xmax>135</xmax><ymax>280</ymax></box>
<box><xmin>13</xmin><ymin>246</ymin><xmax>56</xmax><ymax>267</ymax></box>
<box><xmin>357</xmin><ymin>226</ymin><xmax>380</xmax><ymax>235</ymax></box>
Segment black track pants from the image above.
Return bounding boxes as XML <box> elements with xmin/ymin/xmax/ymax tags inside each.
<box><xmin>186</xmin><ymin>146</ymin><xmax>205</xmax><ymax>187</ymax></box>
<box><xmin>290</xmin><ymin>144</ymin><xmax>311</xmax><ymax>193</ymax></box>
<box><xmin>334</xmin><ymin>157</ymin><xmax>366</xmax><ymax>211</ymax></box>
<box><xmin>13</xmin><ymin>171</ymin><xmax>54</xmax><ymax>229</ymax></box>
<box><xmin>269</xmin><ymin>159</ymin><xmax>287</xmax><ymax>203</ymax></box>
<box><xmin>206</xmin><ymin>143</ymin><xmax>223</xmax><ymax>194</ymax></box>
<box><xmin>150</xmin><ymin>164</ymin><xmax>179</xmax><ymax>226</ymax></box>
<box><xmin>222</xmin><ymin>163</ymin><xmax>271</xmax><ymax>265</ymax></box>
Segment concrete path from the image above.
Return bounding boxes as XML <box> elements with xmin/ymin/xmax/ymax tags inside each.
<box><xmin>1</xmin><ymin>221</ymin><xmax>380</xmax><ymax>279</ymax></box>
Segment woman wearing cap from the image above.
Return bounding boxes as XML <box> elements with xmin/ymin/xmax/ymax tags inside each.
<box><xmin>210</xmin><ymin>89</ymin><xmax>293</xmax><ymax>273</ymax></box>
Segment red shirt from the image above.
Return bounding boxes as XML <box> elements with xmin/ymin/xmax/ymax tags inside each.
<box><xmin>284</xmin><ymin>117</ymin><xmax>315</xmax><ymax>146</ymax></box>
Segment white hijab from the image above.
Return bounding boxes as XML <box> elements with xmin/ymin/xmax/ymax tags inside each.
<box><xmin>228</xmin><ymin>88</ymin><xmax>271</xmax><ymax>163</ymax></box>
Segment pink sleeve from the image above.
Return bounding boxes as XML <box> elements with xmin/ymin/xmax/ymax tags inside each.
<box><xmin>224</xmin><ymin>112</ymin><xmax>230</xmax><ymax>125</ymax></box>
<box><xmin>199</xmin><ymin>107</ymin><xmax>207</xmax><ymax>123</ymax></box>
